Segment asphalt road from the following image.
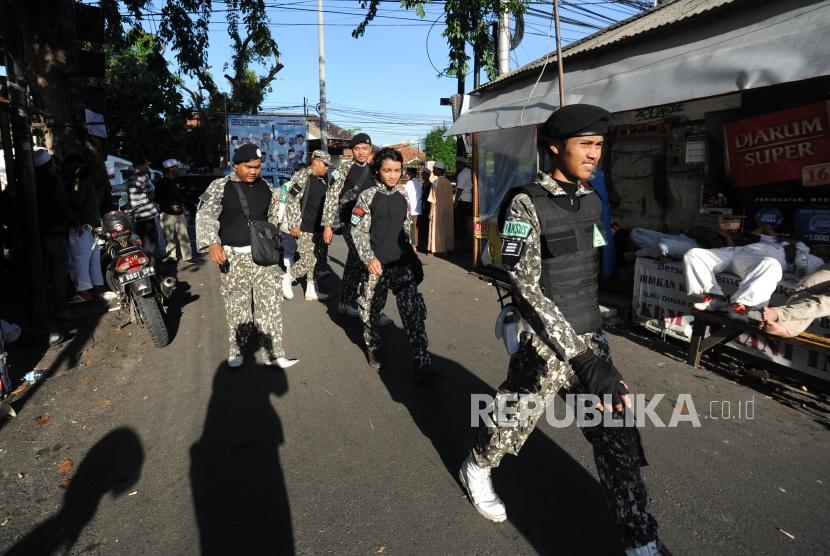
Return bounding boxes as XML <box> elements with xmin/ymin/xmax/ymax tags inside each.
<box><xmin>1</xmin><ymin>236</ymin><xmax>828</xmax><ymax>555</ymax></box>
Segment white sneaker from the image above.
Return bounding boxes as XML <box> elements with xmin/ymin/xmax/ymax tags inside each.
<box><xmin>626</xmin><ymin>540</ymin><xmax>661</xmax><ymax>556</ymax></box>
<box><xmin>227</xmin><ymin>355</ymin><xmax>244</xmax><ymax>368</ymax></box>
<box><xmin>305</xmin><ymin>279</ymin><xmax>330</xmax><ymax>301</ymax></box>
<box><xmin>458</xmin><ymin>454</ymin><xmax>507</xmax><ymax>523</ymax></box>
<box><xmin>378</xmin><ymin>313</ymin><xmax>393</xmax><ymax>327</ymax></box>
<box><xmin>338</xmin><ymin>302</ymin><xmax>360</xmax><ymax>318</ymax></box>
<box><xmin>269</xmin><ymin>357</ymin><xmax>299</xmax><ymax>369</ymax></box>
<box><xmin>281</xmin><ymin>272</ymin><xmax>294</xmax><ymax>300</ymax></box>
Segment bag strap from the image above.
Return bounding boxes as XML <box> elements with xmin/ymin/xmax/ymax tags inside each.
<box><xmin>300</xmin><ymin>171</ymin><xmax>313</xmax><ymax>217</ymax></box>
<box><xmin>355</xmin><ymin>163</ymin><xmax>371</xmax><ymax>189</ymax></box>
<box><xmin>232</xmin><ymin>181</ymin><xmax>251</xmax><ymax>223</ymax></box>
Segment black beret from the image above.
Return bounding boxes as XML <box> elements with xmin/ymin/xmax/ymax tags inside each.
<box><xmin>349</xmin><ymin>133</ymin><xmax>372</xmax><ymax>148</ymax></box>
<box><xmin>233</xmin><ymin>143</ymin><xmax>262</xmax><ymax>163</ymax></box>
<box><xmin>540</xmin><ymin>104</ymin><xmax>610</xmax><ymax>140</ymax></box>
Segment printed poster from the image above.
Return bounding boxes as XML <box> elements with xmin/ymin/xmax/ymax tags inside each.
<box><xmin>227</xmin><ymin>114</ymin><xmax>308</xmax><ymax>182</ymax></box>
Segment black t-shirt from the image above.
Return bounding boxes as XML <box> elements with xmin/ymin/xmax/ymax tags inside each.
<box><xmin>301</xmin><ymin>175</ymin><xmax>327</xmax><ymax>232</ymax></box>
<box><xmin>219</xmin><ymin>179</ymin><xmax>273</xmax><ymax>247</ymax></box>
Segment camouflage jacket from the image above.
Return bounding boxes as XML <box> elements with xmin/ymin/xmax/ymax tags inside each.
<box><xmin>501</xmin><ymin>172</ymin><xmax>594</xmax><ymax>360</ymax></box>
<box><xmin>283</xmin><ymin>167</ymin><xmax>313</xmax><ymax>231</ymax></box>
<box><xmin>195</xmin><ymin>173</ymin><xmax>280</xmax><ymax>251</ymax></box>
<box><xmin>351</xmin><ymin>182</ymin><xmax>414</xmax><ymax>265</ymax></box>
<box><xmin>320</xmin><ymin>158</ymin><xmax>371</xmax><ymax>227</ymax></box>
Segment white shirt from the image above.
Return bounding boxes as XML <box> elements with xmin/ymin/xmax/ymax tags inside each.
<box><xmin>739</xmin><ymin>237</ymin><xmax>824</xmax><ymax>274</ymax></box>
<box><xmin>456</xmin><ymin>166</ymin><xmax>473</xmax><ymax>203</ymax></box>
<box><xmin>404</xmin><ymin>178</ymin><xmax>422</xmax><ymax>215</ymax></box>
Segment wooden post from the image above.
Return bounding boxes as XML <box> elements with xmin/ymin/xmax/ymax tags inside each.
<box><xmin>472</xmin><ymin>132</ymin><xmax>480</xmax><ymax>269</ymax></box>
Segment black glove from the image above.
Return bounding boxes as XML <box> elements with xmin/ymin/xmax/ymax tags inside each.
<box><xmin>569</xmin><ymin>350</ymin><xmax>628</xmax><ymax>408</ymax></box>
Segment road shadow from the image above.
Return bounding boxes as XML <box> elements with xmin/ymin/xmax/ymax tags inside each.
<box><xmin>322</xmin><ymin>255</ymin><xmax>367</xmax><ymax>354</ymax></box>
<box><xmin>5</xmin><ymin>427</ymin><xmax>144</xmax><ymax>555</ymax></box>
<box><xmin>162</xmin><ymin>279</ymin><xmax>200</xmax><ymax>343</ymax></box>
<box><xmin>373</xmin><ymin>327</ymin><xmax>626</xmax><ymax>554</ymax></box>
<box><xmin>189</xmin><ymin>331</ymin><xmax>294</xmax><ymax>555</ymax></box>
<box><xmin>1</xmin><ymin>300</ymin><xmax>108</xmax><ymax>430</ymax></box>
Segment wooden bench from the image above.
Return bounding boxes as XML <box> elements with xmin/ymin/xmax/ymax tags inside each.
<box><xmin>687</xmin><ymin>309</ymin><xmax>830</xmax><ymax>368</ymax></box>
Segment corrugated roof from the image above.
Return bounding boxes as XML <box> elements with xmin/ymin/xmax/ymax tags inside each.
<box><xmin>477</xmin><ymin>0</ymin><xmax>744</xmax><ymax>92</ymax></box>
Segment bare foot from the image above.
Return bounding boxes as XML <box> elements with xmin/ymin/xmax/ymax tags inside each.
<box><xmin>761</xmin><ymin>320</ymin><xmax>790</xmax><ymax>337</ymax></box>
<box><xmin>762</xmin><ymin>306</ymin><xmax>779</xmax><ymax>323</ymax></box>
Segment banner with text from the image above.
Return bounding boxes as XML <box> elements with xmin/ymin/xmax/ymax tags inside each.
<box><xmin>724</xmin><ymin>101</ymin><xmax>830</xmax><ymax>188</ymax></box>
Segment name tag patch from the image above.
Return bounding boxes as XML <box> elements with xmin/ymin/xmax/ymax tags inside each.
<box><xmin>592</xmin><ymin>224</ymin><xmax>607</xmax><ymax>248</ymax></box>
<box><xmin>502</xmin><ymin>219</ymin><xmax>532</xmax><ymax>239</ymax></box>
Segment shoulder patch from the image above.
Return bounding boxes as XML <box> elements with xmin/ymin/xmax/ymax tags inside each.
<box><xmin>502</xmin><ymin>219</ymin><xmax>532</xmax><ymax>239</ymax></box>
<box><xmin>350</xmin><ymin>206</ymin><xmax>366</xmax><ymax>226</ymax></box>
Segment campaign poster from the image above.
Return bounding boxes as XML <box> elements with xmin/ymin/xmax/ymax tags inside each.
<box><xmin>227</xmin><ymin>114</ymin><xmax>308</xmax><ymax>182</ymax></box>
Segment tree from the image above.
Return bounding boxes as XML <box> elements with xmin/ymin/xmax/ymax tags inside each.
<box><xmin>105</xmin><ymin>31</ymin><xmax>187</xmax><ymax>163</ymax></box>
<box><xmin>4</xmin><ymin>0</ymin><xmax>281</xmax><ymax>168</ymax></box>
<box><xmin>355</xmin><ymin>1</ymin><xmax>529</xmax><ymax>81</ymax></box>
<box><xmin>424</xmin><ymin>126</ymin><xmax>457</xmax><ymax>174</ymax></box>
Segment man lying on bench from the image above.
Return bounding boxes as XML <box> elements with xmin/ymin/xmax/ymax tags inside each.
<box><xmin>685</xmin><ymin>231</ymin><xmax>824</xmax><ymax>322</ymax></box>
<box><xmin>761</xmin><ymin>264</ymin><xmax>830</xmax><ymax>337</ymax></box>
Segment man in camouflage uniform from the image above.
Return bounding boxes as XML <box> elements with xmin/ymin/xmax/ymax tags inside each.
<box><xmin>351</xmin><ymin>148</ymin><xmax>440</xmax><ymax>382</ymax></box>
<box><xmin>281</xmin><ymin>150</ymin><xmax>332</xmax><ymax>301</ymax></box>
<box><xmin>459</xmin><ymin>105</ymin><xmax>664</xmax><ymax>556</ymax></box>
<box><xmin>321</xmin><ymin>133</ymin><xmax>391</xmax><ymax>326</ymax></box>
<box><xmin>195</xmin><ymin>143</ymin><xmax>298</xmax><ymax>369</ymax></box>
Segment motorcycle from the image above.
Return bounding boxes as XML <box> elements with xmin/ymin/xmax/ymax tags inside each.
<box><xmin>96</xmin><ymin>203</ymin><xmax>176</xmax><ymax>348</ymax></box>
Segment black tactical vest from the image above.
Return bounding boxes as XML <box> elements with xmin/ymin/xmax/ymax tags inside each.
<box><xmin>515</xmin><ymin>182</ymin><xmax>603</xmax><ymax>335</ymax></box>
<box><xmin>369</xmin><ymin>189</ymin><xmax>409</xmax><ymax>265</ymax></box>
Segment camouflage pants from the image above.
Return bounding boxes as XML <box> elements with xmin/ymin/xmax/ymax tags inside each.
<box><xmin>219</xmin><ymin>252</ymin><xmax>285</xmax><ymax>360</ymax></box>
<box><xmin>340</xmin><ymin>228</ymin><xmax>367</xmax><ymax>307</ymax></box>
<box><xmin>472</xmin><ymin>330</ymin><xmax>658</xmax><ymax>548</ymax></box>
<box><xmin>359</xmin><ymin>264</ymin><xmax>430</xmax><ymax>366</ymax></box>
<box><xmin>289</xmin><ymin>231</ymin><xmax>327</xmax><ymax>280</ymax></box>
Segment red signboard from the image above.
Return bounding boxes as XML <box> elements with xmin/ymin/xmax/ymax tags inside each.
<box><xmin>724</xmin><ymin>102</ymin><xmax>830</xmax><ymax>188</ymax></box>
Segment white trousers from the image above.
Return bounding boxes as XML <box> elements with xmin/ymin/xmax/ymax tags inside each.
<box><xmin>684</xmin><ymin>247</ymin><xmax>782</xmax><ymax>307</ymax></box>
<box><xmin>68</xmin><ymin>229</ymin><xmax>103</xmax><ymax>291</ymax></box>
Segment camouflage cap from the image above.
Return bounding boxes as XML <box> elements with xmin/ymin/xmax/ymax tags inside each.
<box><xmin>311</xmin><ymin>150</ymin><xmax>331</xmax><ymax>165</ymax></box>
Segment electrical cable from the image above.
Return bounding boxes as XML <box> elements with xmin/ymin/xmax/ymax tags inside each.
<box><xmin>519</xmin><ymin>1</ymin><xmax>556</xmax><ymax>126</ymax></box>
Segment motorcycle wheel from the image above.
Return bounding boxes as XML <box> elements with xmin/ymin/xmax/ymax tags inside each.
<box><xmin>133</xmin><ymin>293</ymin><xmax>169</xmax><ymax>348</ymax></box>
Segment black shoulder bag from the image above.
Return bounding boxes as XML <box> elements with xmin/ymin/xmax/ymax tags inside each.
<box><xmin>232</xmin><ymin>181</ymin><xmax>282</xmax><ymax>266</ymax></box>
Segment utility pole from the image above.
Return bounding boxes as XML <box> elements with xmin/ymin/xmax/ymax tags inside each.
<box><xmin>553</xmin><ymin>0</ymin><xmax>566</xmax><ymax>107</ymax></box>
<box><xmin>497</xmin><ymin>9</ymin><xmax>510</xmax><ymax>76</ymax></box>
<box><xmin>317</xmin><ymin>0</ymin><xmax>328</xmax><ymax>152</ymax></box>
<box><xmin>1</xmin><ymin>18</ymin><xmax>49</xmax><ymax>333</ymax></box>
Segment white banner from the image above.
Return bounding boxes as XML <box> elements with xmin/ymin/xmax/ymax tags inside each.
<box><xmin>632</xmin><ymin>257</ymin><xmax>830</xmax><ymax>382</ymax></box>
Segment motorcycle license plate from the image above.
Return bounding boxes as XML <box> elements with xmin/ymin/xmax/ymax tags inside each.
<box><xmin>118</xmin><ymin>266</ymin><xmax>155</xmax><ymax>285</ymax></box>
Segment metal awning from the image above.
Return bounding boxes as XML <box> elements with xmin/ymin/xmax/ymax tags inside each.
<box><xmin>446</xmin><ymin>0</ymin><xmax>830</xmax><ymax>136</ymax></box>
